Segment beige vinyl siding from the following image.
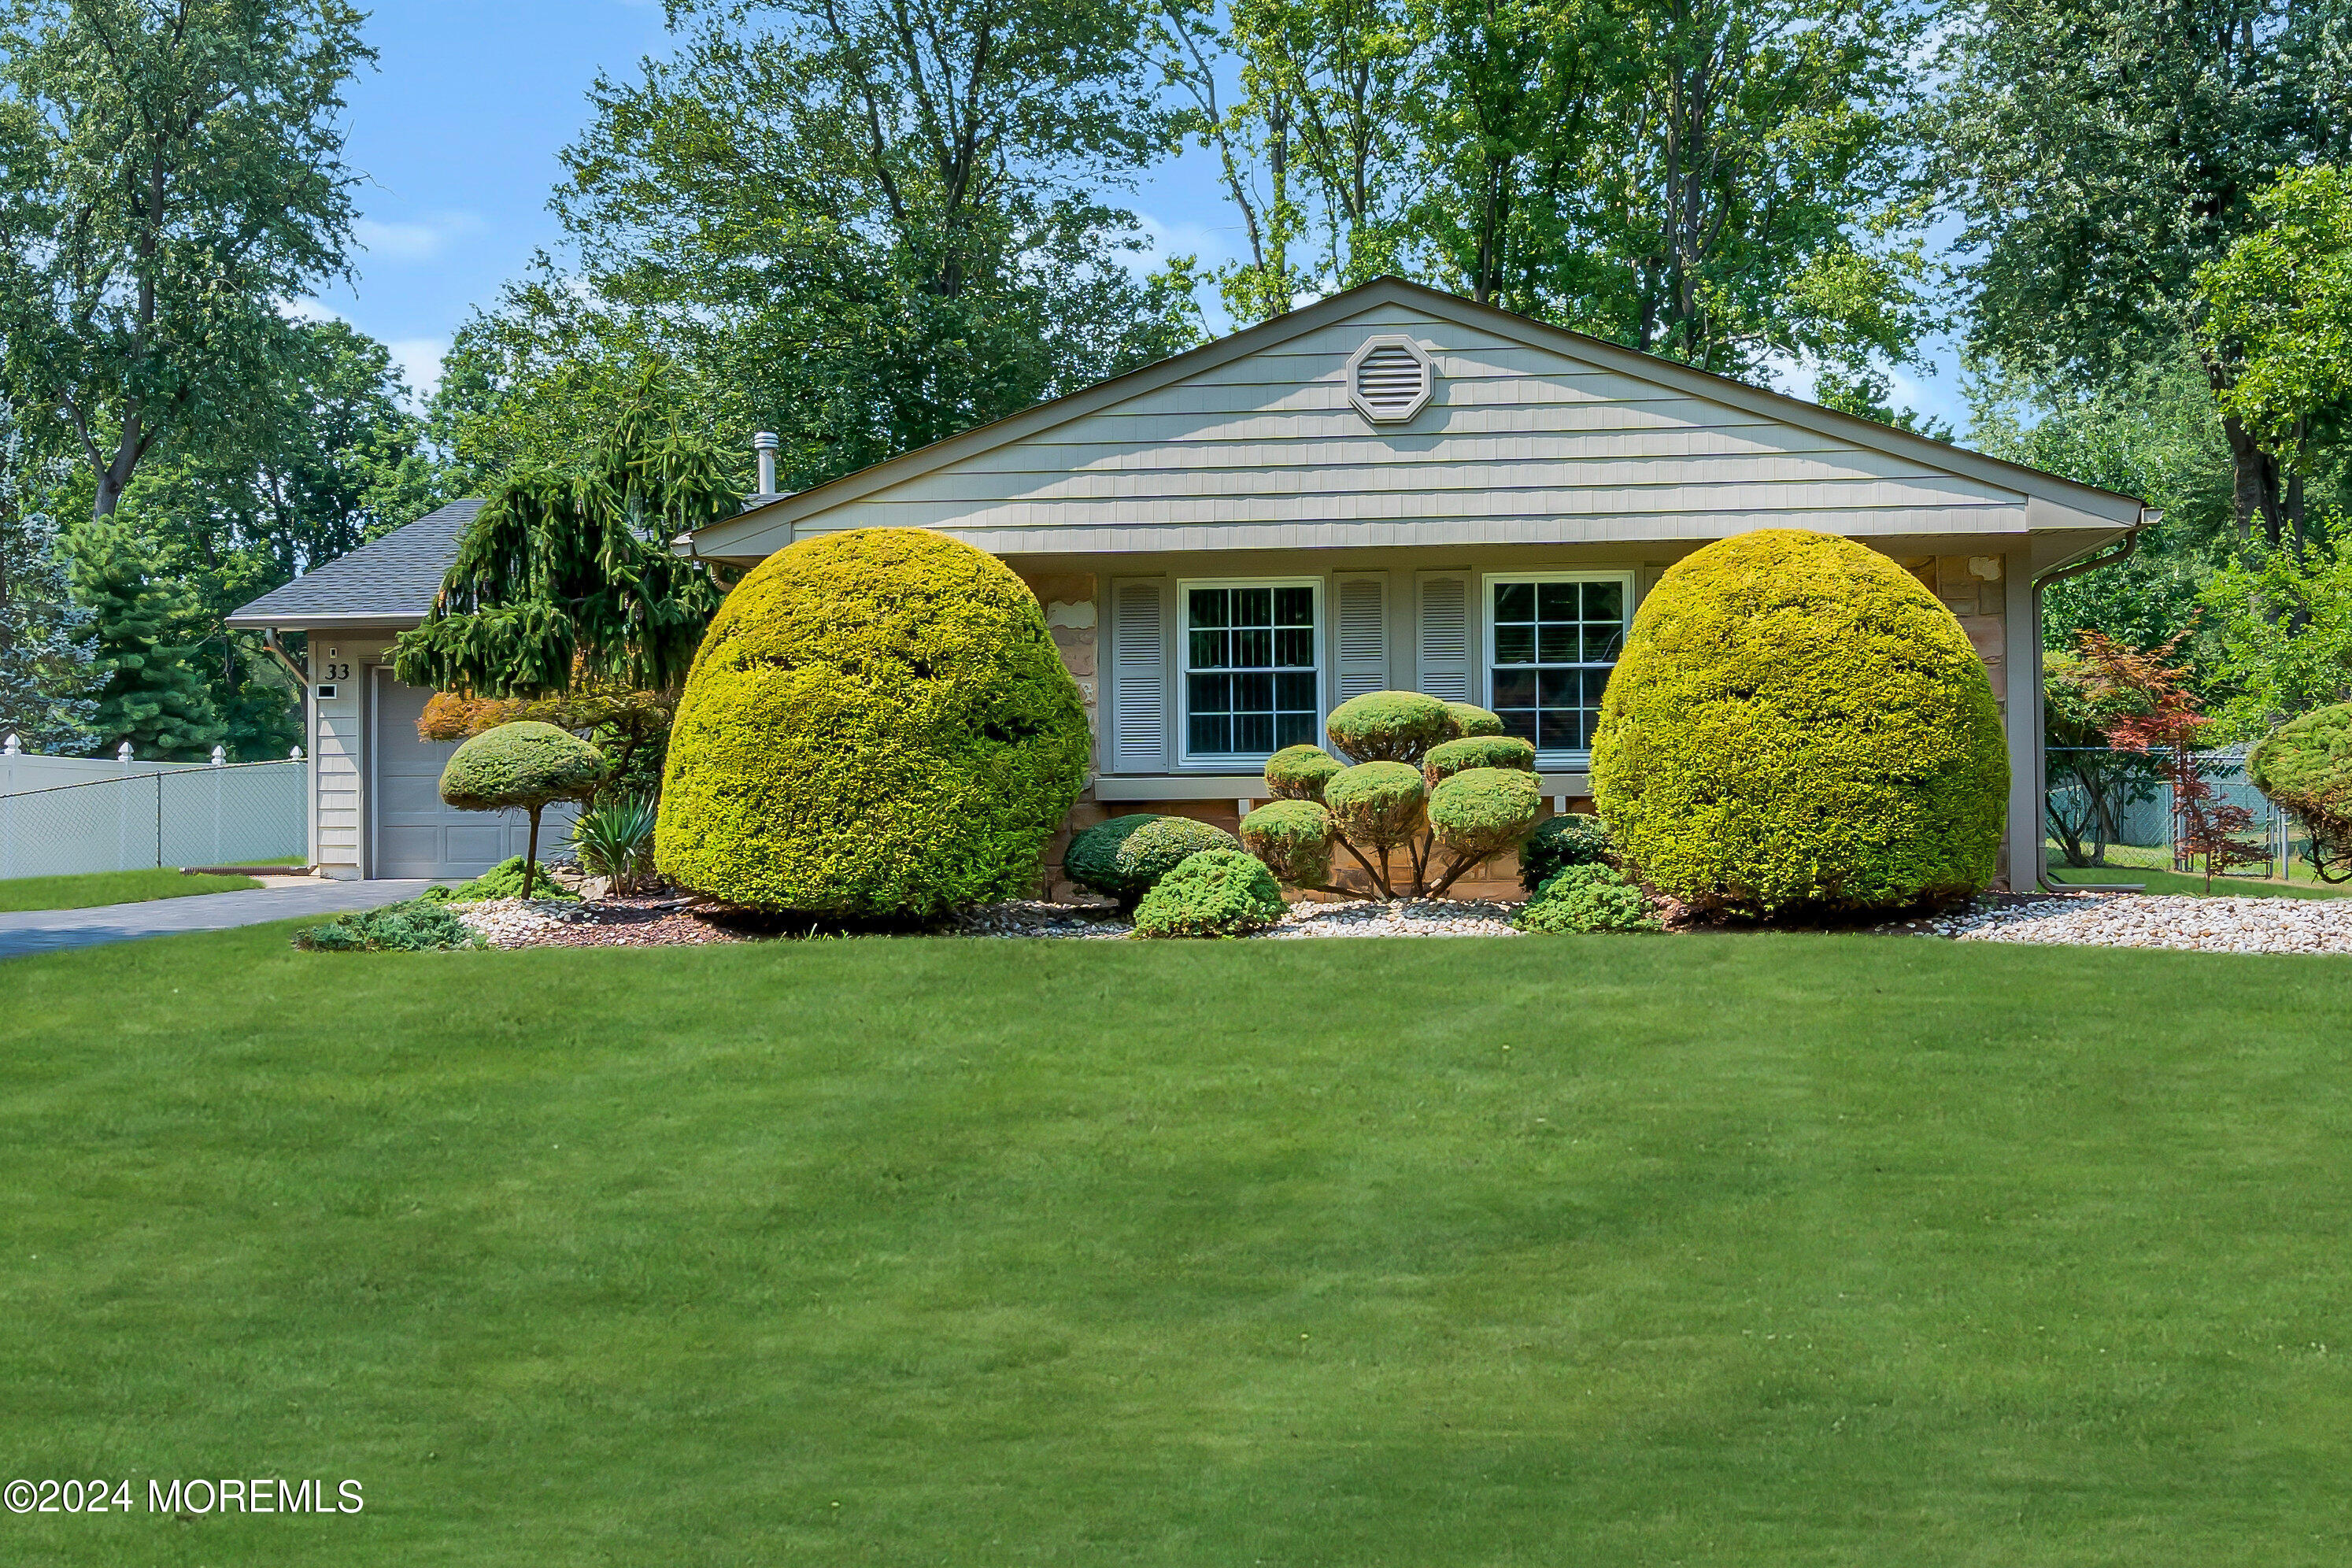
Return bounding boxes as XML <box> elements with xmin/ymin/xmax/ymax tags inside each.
<box><xmin>308</xmin><ymin>636</ymin><xmax>386</xmax><ymax>879</ymax></box>
<box><xmin>780</xmin><ymin>302</ymin><xmax>2023</xmax><ymax>553</ymax></box>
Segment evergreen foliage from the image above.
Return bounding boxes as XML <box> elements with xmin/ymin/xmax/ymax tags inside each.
<box><xmin>1423</xmin><ymin>734</ymin><xmax>1536</xmax><ymax>782</ymax></box>
<box><xmin>1065</xmin><ymin>813</ymin><xmax>1242</xmax><ymax>911</ymax></box>
<box><xmin>656</xmin><ymin>528</ymin><xmax>1089</xmax><ymax>918</ymax></box>
<box><xmin>1592</xmin><ymin>530</ymin><xmax>2008</xmax><ymax>915</ymax></box>
<box><xmin>1265</xmin><ymin>743</ymin><xmax>1344</xmax><ymax>801</ymax></box>
<box><xmin>1516</xmin><ymin>864</ymin><xmax>1661</xmax><ymax>934</ymax></box>
<box><xmin>1518</xmin><ymin>812</ymin><xmax>1611</xmax><ymax>891</ymax></box>
<box><xmin>65</xmin><ymin>519</ymin><xmax>222</xmax><ymax>759</ymax></box>
<box><xmin>1238</xmin><ymin>798</ymin><xmax>1338</xmax><ymax>891</ymax></box>
<box><xmin>1130</xmin><ymin>849</ymin><xmax>1288</xmax><ymax>938</ymax></box>
<box><xmin>2250</xmin><ymin>702</ymin><xmax>2352</xmax><ymax>882</ymax></box>
<box><xmin>294</xmin><ymin>900</ymin><xmax>483</xmax><ymax>952</ymax></box>
<box><xmin>438</xmin><ymin>723</ymin><xmax>607</xmax><ymax>901</ymax></box>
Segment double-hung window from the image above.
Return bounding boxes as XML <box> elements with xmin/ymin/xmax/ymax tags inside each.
<box><xmin>1181</xmin><ymin>581</ymin><xmax>1321</xmax><ymax>764</ymax></box>
<box><xmin>1484</xmin><ymin>572</ymin><xmax>1632</xmax><ymax>761</ymax></box>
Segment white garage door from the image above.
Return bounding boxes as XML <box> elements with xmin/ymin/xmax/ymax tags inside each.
<box><xmin>372</xmin><ymin>669</ymin><xmax>575</xmax><ymax>879</ymax></box>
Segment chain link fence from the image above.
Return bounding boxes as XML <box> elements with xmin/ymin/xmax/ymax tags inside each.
<box><xmin>2047</xmin><ymin>745</ymin><xmax>2302</xmax><ymax>880</ymax></box>
<box><xmin>0</xmin><ymin>760</ymin><xmax>306</xmax><ymax>878</ymax></box>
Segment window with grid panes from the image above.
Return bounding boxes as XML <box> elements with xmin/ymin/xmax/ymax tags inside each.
<box><xmin>1488</xmin><ymin>579</ymin><xmax>1626</xmax><ymax>753</ymax></box>
<box><xmin>1183</xmin><ymin>584</ymin><xmax>1318</xmax><ymax>758</ymax></box>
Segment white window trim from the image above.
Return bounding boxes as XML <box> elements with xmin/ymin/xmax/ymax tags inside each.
<box><xmin>1175</xmin><ymin>575</ymin><xmax>1326</xmax><ymax>770</ymax></box>
<box><xmin>1479</xmin><ymin>569</ymin><xmax>1636</xmax><ymax>769</ymax></box>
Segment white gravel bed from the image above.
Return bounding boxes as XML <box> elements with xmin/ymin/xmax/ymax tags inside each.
<box><xmin>954</xmin><ymin>897</ymin><xmax>1523</xmax><ymax>939</ymax></box>
<box><xmin>449</xmin><ymin>897</ymin><xmax>590</xmax><ymax>948</ymax></box>
<box><xmin>1914</xmin><ymin>891</ymin><xmax>2352</xmax><ymax>955</ymax></box>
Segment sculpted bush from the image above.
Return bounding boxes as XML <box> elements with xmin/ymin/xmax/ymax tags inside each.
<box><xmin>2250</xmin><ymin>702</ymin><xmax>2352</xmax><ymax>881</ymax></box>
<box><xmin>656</xmin><ymin>528</ymin><xmax>1089</xmax><ymax>917</ymax></box>
<box><xmin>1592</xmin><ymin>530</ymin><xmax>2006</xmax><ymax>915</ymax></box>
<box><xmin>1238</xmin><ymin>798</ymin><xmax>1337</xmax><ymax>889</ymax></box>
<box><xmin>1131</xmin><ymin>849</ymin><xmax>1288</xmax><ymax>938</ymax></box>
<box><xmin>438</xmin><ymin>721</ymin><xmax>605</xmax><ymax>900</ymax></box>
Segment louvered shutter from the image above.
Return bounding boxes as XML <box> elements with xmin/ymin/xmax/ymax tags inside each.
<box><xmin>1415</xmin><ymin>572</ymin><xmax>1473</xmax><ymax>703</ymax></box>
<box><xmin>1109</xmin><ymin>579</ymin><xmax>1170</xmax><ymax>772</ymax></box>
<box><xmin>1333</xmin><ymin>576</ymin><xmax>1389</xmax><ymax>701</ymax></box>
<box><xmin>1345</xmin><ymin>335</ymin><xmax>1436</xmax><ymax>421</ymax></box>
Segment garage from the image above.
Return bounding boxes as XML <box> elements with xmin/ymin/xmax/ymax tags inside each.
<box><xmin>370</xmin><ymin>669</ymin><xmax>568</xmax><ymax>878</ymax></box>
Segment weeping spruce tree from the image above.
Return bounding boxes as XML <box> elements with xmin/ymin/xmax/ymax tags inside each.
<box><xmin>392</xmin><ymin>398</ymin><xmax>739</xmax><ymax>700</ymax></box>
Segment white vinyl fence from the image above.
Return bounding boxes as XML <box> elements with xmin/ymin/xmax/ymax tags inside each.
<box><xmin>0</xmin><ymin>739</ymin><xmax>306</xmax><ymax>878</ymax></box>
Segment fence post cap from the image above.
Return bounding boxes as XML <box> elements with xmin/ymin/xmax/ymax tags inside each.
<box><xmin>2</xmin><ymin>733</ymin><xmax>18</xmax><ymax>756</ymax></box>
<box><xmin>290</xmin><ymin>745</ymin><xmax>305</xmax><ymax>761</ymax></box>
<box><xmin>210</xmin><ymin>745</ymin><xmax>227</xmax><ymax>766</ymax></box>
<box><xmin>116</xmin><ymin>741</ymin><xmax>134</xmax><ymax>764</ymax></box>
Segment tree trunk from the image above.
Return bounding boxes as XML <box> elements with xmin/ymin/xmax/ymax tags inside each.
<box><xmin>2221</xmin><ymin>412</ymin><xmax>2290</xmax><ymax>552</ymax></box>
<box><xmin>523</xmin><ymin>806</ymin><xmax>541</xmax><ymax>901</ymax></box>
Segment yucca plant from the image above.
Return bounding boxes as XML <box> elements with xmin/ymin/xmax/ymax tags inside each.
<box><xmin>568</xmin><ymin>794</ymin><xmax>660</xmax><ymax>894</ymax></box>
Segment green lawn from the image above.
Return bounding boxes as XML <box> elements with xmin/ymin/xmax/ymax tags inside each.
<box><xmin>2045</xmin><ymin>839</ymin><xmax>2352</xmax><ymax>900</ymax></box>
<box><xmin>7</xmin><ymin>926</ymin><xmax>2352</xmax><ymax>1566</ymax></box>
<box><xmin>0</xmin><ymin>866</ymin><xmax>263</xmax><ymax>912</ymax></box>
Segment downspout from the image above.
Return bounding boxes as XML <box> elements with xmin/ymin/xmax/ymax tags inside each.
<box><xmin>2029</xmin><ymin>513</ymin><xmax>2157</xmax><ymax>893</ymax></box>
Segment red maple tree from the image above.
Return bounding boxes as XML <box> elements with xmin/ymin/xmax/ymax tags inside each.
<box><xmin>2074</xmin><ymin>629</ymin><xmax>2265</xmax><ymax>891</ymax></box>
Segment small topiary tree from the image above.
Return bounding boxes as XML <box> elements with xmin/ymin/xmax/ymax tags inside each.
<box><xmin>1131</xmin><ymin>849</ymin><xmax>1288</xmax><ymax>937</ymax></box>
<box><xmin>656</xmin><ymin>528</ymin><xmax>1090</xmax><ymax>918</ymax></box>
<box><xmin>438</xmin><ymin>721</ymin><xmax>606</xmax><ymax>900</ymax></box>
<box><xmin>1591</xmin><ymin>529</ymin><xmax>2009</xmax><ymax>915</ymax></box>
<box><xmin>2249</xmin><ymin>702</ymin><xmax>2352</xmax><ymax>879</ymax></box>
<box><xmin>1248</xmin><ymin>694</ymin><xmax>1534</xmax><ymax>899</ymax></box>
<box><xmin>1064</xmin><ymin>813</ymin><xmax>1241</xmax><ymax>911</ymax></box>
<box><xmin>1237</xmin><ymin>798</ymin><xmax>1338</xmax><ymax>890</ymax></box>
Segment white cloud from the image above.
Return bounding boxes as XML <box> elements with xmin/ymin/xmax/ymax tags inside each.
<box><xmin>1128</xmin><ymin>209</ymin><xmax>1235</xmax><ymax>272</ymax></box>
<box><xmin>387</xmin><ymin>338</ymin><xmax>449</xmax><ymax>406</ymax></box>
<box><xmin>353</xmin><ymin>212</ymin><xmax>482</xmax><ymax>263</ymax></box>
<box><xmin>278</xmin><ymin>296</ymin><xmax>346</xmax><ymax>326</ymax></box>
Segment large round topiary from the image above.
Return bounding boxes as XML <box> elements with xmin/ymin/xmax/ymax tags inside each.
<box><xmin>1131</xmin><ymin>849</ymin><xmax>1287</xmax><ymax>938</ymax></box>
<box><xmin>655</xmin><ymin>527</ymin><xmax>1090</xmax><ymax>916</ymax></box>
<box><xmin>438</xmin><ymin>720</ymin><xmax>606</xmax><ymax>900</ymax></box>
<box><xmin>1326</xmin><ymin>690</ymin><xmax>1455</xmax><ymax>763</ymax></box>
<box><xmin>1064</xmin><ymin>812</ymin><xmax>1240</xmax><ymax>910</ymax></box>
<box><xmin>1591</xmin><ymin>529</ymin><xmax>2008</xmax><ymax>914</ymax></box>
<box><xmin>1239</xmin><ymin>797</ymin><xmax>1337</xmax><ymax>889</ymax></box>
<box><xmin>2250</xmin><ymin>703</ymin><xmax>2352</xmax><ymax>878</ymax></box>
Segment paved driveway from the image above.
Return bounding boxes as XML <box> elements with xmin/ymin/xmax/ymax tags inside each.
<box><xmin>0</xmin><ymin>880</ymin><xmax>439</xmax><ymax>960</ymax></box>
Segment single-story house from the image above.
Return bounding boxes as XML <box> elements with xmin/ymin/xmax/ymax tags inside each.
<box><xmin>231</xmin><ymin>277</ymin><xmax>2142</xmax><ymax>889</ymax></box>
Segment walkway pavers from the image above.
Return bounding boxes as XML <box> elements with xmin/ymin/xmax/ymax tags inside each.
<box><xmin>0</xmin><ymin>880</ymin><xmax>438</xmax><ymax>960</ymax></box>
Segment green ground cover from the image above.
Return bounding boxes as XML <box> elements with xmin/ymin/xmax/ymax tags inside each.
<box><xmin>6</xmin><ymin>927</ymin><xmax>2352</xmax><ymax>1565</ymax></box>
<box><xmin>0</xmin><ymin>867</ymin><xmax>263</xmax><ymax>912</ymax></box>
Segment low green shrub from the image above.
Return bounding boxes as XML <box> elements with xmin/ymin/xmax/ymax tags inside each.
<box><xmin>295</xmin><ymin>900</ymin><xmax>483</xmax><ymax>952</ymax></box>
<box><xmin>1266</xmin><ymin>745</ymin><xmax>1343</xmax><ymax>801</ymax></box>
<box><xmin>1516</xmin><ymin>864</ymin><xmax>1659</xmax><ymax>934</ymax></box>
<box><xmin>2250</xmin><ymin>703</ymin><xmax>2352</xmax><ymax>878</ymax></box>
<box><xmin>1130</xmin><ymin>849</ymin><xmax>1287</xmax><ymax>938</ymax></box>
<box><xmin>1519</xmin><ymin>813</ymin><xmax>1611</xmax><ymax>891</ymax></box>
<box><xmin>1239</xmin><ymin>798</ymin><xmax>1337</xmax><ymax>889</ymax></box>
<box><xmin>419</xmin><ymin>856</ymin><xmax>580</xmax><ymax>904</ymax></box>
<box><xmin>1424</xmin><ymin>734</ymin><xmax>1537</xmax><ymax>782</ymax></box>
<box><xmin>1064</xmin><ymin>813</ymin><xmax>1240</xmax><ymax>909</ymax></box>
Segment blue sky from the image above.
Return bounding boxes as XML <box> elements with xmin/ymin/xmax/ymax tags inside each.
<box><xmin>316</xmin><ymin>0</ymin><xmax>1968</xmax><ymax>431</ymax></box>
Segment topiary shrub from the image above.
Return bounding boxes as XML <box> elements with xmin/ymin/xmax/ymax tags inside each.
<box><xmin>1518</xmin><ymin>812</ymin><xmax>1611</xmax><ymax>892</ymax></box>
<box><xmin>1326</xmin><ymin>690</ymin><xmax>1456</xmax><ymax>763</ymax></box>
<box><xmin>439</xmin><ymin>721</ymin><xmax>607</xmax><ymax>900</ymax></box>
<box><xmin>1424</xmin><ymin>734</ymin><xmax>1537</xmax><ymax>783</ymax></box>
<box><xmin>1266</xmin><ymin>744</ymin><xmax>1343</xmax><ymax>802</ymax></box>
<box><xmin>1322</xmin><ymin>760</ymin><xmax>1428</xmax><ymax>871</ymax></box>
<box><xmin>1064</xmin><ymin>812</ymin><xmax>1240</xmax><ymax>911</ymax></box>
<box><xmin>656</xmin><ymin>527</ymin><xmax>1090</xmax><ymax>917</ymax></box>
<box><xmin>1592</xmin><ymin>529</ymin><xmax>2008</xmax><ymax>915</ymax></box>
<box><xmin>1131</xmin><ymin>849</ymin><xmax>1287</xmax><ymax>937</ymax></box>
<box><xmin>1444</xmin><ymin>701</ymin><xmax>1504</xmax><ymax>738</ymax></box>
<box><xmin>1426</xmin><ymin>767</ymin><xmax>1542</xmax><ymax>893</ymax></box>
<box><xmin>1515</xmin><ymin>864</ymin><xmax>1660</xmax><ymax>934</ymax></box>
<box><xmin>295</xmin><ymin>900</ymin><xmax>483</xmax><ymax>952</ymax></box>
<box><xmin>1239</xmin><ymin>798</ymin><xmax>1337</xmax><ymax>890</ymax></box>
<box><xmin>2250</xmin><ymin>702</ymin><xmax>2352</xmax><ymax>880</ymax></box>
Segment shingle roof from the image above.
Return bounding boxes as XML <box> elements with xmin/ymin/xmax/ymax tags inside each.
<box><xmin>225</xmin><ymin>499</ymin><xmax>481</xmax><ymax>628</ymax></box>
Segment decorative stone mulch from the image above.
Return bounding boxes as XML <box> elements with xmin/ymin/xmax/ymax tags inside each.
<box><xmin>1880</xmin><ymin>889</ymin><xmax>2352</xmax><ymax>956</ymax></box>
<box><xmin>452</xmin><ymin>894</ymin><xmax>745</xmax><ymax>949</ymax></box>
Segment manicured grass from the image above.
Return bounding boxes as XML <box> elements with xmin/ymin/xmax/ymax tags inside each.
<box><xmin>2043</xmin><ymin>862</ymin><xmax>2352</xmax><ymax>899</ymax></box>
<box><xmin>0</xmin><ymin>866</ymin><xmax>263</xmax><ymax>912</ymax></box>
<box><xmin>8</xmin><ymin>927</ymin><xmax>2352</xmax><ymax>1565</ymax></box>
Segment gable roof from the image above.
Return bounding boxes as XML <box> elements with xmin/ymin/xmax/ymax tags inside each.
<box><xmin>226</xmin><ymin>499</ymin><xmax>482</xmax><ymax>630</ymax></box>
<box><xmin>682</xmin><ymin>276</ymin><xmax>2142</xmax><ymax>566</ymax></box>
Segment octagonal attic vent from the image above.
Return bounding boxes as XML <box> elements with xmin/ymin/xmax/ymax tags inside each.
<box><xmin>1346</xmin><ymin>335</ymin><xmax>1436</xmax><ymax>422</ymax></box>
